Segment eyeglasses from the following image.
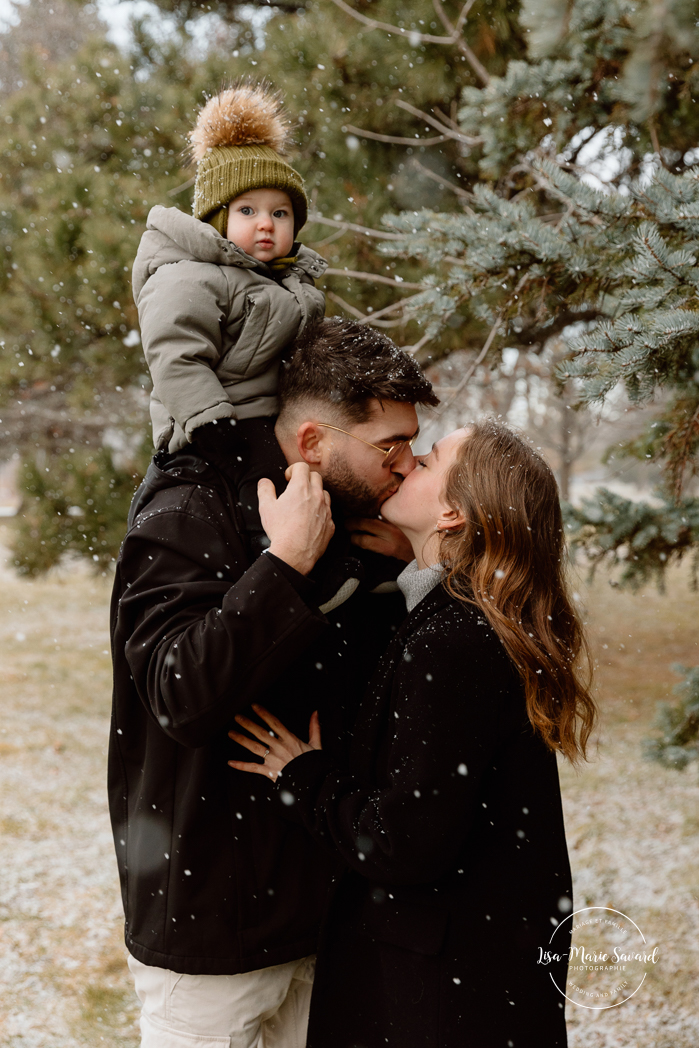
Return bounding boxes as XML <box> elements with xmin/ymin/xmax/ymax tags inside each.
<box><xmin>317</xmin><ymin>424</ymin><xmax>420</xmax><ymax>469</ymax></box>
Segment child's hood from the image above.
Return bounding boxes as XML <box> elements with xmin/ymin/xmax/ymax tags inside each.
<box><xmin>132</xmin><ymin>205</ymin><xmax>327</xmax><ymax>300</ymax></box>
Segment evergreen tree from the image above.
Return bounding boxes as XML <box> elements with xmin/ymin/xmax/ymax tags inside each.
<box><xmin>2</xmin><ymin>0</ymin><xmax>697</xmax><ymax>759</ymax></box>
<box><xmin>353</xmin><ymin>0</ymin><xmax>699</xmax><ymax>764</ymax></box>
<box><xmin>0</xmin><ymin>0</ymin><xmax>524</xmax><ymax>574</ymax></box>
<box><xmin>0</xmin><ymin>0</ymin><xmax>100</xmax><ymax>98</ymax></box>
<box><xmin>0</xmin><ymin>13</ymin><xmax>234</xmax><ymax>571</ymax></box>
<box><xmin>140</xmin><ymin>0</ymin><xmax>527</xmax><ymax>341</ymax></box>
<box><xmin>644</xmin><ymin>666</ymin><xmax>699</xmax><ymax>769</ymax></box>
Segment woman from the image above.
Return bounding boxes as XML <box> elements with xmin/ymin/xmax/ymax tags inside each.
<box><xmin>229</xmin><ymin>420</ymin><xmax>596</xmax><ymax>1048</ymax></box>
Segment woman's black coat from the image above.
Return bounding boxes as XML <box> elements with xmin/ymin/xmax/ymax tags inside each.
<box><xmin>280</xmin><ymin>583</ymin><xmax>572</xmax><ymax>1048</ymax></box>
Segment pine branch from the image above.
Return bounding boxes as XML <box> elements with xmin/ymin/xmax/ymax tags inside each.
<box><xmin>408</xmin><ymin>157</ymin><xmax>476</xmax><ymax>206</ymax></box>
<box><xmin>431</xmin><ymin>0</ymin><xmax>490</xmax><ymax>85</ymax></box>
<box><xmin>344</xmin><ymin>123</ymin><xmax>449</xmax><ymax>147</ymax></box>
<box><xmin>394</xmin><ymin>100</ymin><xmax>483</xmax><ymax>146</ymax></box>
<box><xmin>517</xmin><ymin>308</ymin><xmax>602</xmax><ymax>346</ymax></box>
<box><xmin>327</xmin><ymin>0</ymin><xmax>490</xmax><ymax>87</ymax></box>
<box><xmin>326</xmin><ymin>292</ymin><xmax>403</xmax><ymax>328</ymax></box>
<box><xmin>422</xmin><ymin>315</ymin><xmax>503</xmax><ymax>430</ymax></box>
<box><xmin>358</xmin><ymin>292</ymin><xmax>426</xmax><ymax>324</ymax></box>
<box><xmin>665</xmin><ymin>405</ymin><xmax>699</xmax><ymax>500</ymax></box>
<box><xmin>519</xmin><ymin>160</ymin><xmax>605</xmax><ymax>226</ymax></box>
<box><xmin>563</xmin><ymin>489</ymin><xmax>699</xmax><ymax>590</ymax></box>
<box><xmin>432</xmin><ymin>105</ymin><xmax>466</xmax><ymax>133</ymax></box>
<box><xmin>167</xmin><ymin>176</ymin><xmax>195</xmax><ymax>196</ymax></box>
<box><xmin>328</xmin><ymin>0</ymin><xmax>456</xmax><ymax>44</ymax></box>
<box><xmin>402</xmin><ymin>331</ymin><xmax>433</xmax><ymax>355</ymax></box>
<box><xmin>327</xmin><ymin>289</ymin><xmax>427</xmax><ymax>327</ymax></box>
<box><xmin>326</xmin><ymin>291</ymin><xmax>364</xmax><ymax>319</ymax></box>
<box><xmin>306</xmin><ymin>214</ymin><xmax>403</xmax><ymax>240</ymax></box>
<box><xmin>644</xmin><ymin>666</ymin><xmax>699</xmax><ymax>770</ymax></box>
<box><xmin>308</xmin><ymin>227</ymin><xmax>346</xmax><ymax>248</ymax></box>
<box><xmin>324</xmin><ymin>268</ymin><xmax>423</xmax><ymax>289</ymax></box>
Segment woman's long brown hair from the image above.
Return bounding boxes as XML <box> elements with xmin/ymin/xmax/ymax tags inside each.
<box><xmin>440</xmin><ymin>419</ymin><xmax>596</xmax><ymax>763</ymax></box>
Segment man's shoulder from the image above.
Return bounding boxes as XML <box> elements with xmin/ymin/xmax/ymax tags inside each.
<box><xmin>127</xmin><ymin>452</ymin><xmax>240</xmax><ymax>540</ymax></box>
<box><xmin>133</xmin><ymin>479</ymin><xmax>228</xmax><ymax>527</ymax></box>
<box><xmin>116</xmin><ymin>468</ymin><xmax>248</xmax><ymax>588</ymax></box>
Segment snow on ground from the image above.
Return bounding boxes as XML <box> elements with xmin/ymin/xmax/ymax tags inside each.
<box><xmin>0</xmin><ymin>528</ymin><xmax>697</xmax><ymax>1045</ymax></box>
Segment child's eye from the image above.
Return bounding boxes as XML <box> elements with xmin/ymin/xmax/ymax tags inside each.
<box><xmin>239</xmin><ymin>206</ymin><xmax>254</xmax><ymax>215</ymax></box>
<box><xmin>416</xmin><ymin>459</ymin><xmax>427</xmax><ymax>468</ymax></box>
<box><xmin>273</xmin><ymin>209</ymin><xmax>290</xmax><ymax>218</ymax></box>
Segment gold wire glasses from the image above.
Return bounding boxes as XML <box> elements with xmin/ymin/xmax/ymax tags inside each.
<box><xmin>317</xmin><ymin>424</ymin><xmax>420</xmax><ymax>469</ymax></box>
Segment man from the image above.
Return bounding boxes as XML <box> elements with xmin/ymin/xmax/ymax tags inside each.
<box><xmin>109</xmin><ymin>317</ymin><xmax>438</xmax><ymax>1047</ymax></box>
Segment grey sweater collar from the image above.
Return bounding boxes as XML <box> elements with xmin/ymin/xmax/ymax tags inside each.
<box><xmin>397</xmin><ymin>559</ymin><xmax>444</xmax><ymax>614</ymax></box>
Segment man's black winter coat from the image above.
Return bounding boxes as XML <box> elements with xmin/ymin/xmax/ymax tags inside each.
<box><xmin>108</xmin><ymin>449</ymin><xmax>402</xmax><ymax>975</ymax></box>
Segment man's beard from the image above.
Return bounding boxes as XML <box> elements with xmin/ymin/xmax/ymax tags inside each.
<box><xmin>322</xmin><ymin>450</ymin><xmax>398</xmax><ymax>518</ymax></box>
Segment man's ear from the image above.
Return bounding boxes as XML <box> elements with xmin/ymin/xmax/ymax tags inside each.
<box><xmin>436</xmin><ymin>506</ymin><xmax>466</xmax><ymax>532</ymax></box>
<box><xmin>296</xmin><ymin>422</ymin><xmax>324</xmax><ymax>466</ymax></box>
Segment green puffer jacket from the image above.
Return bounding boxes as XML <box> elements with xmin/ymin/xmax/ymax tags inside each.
<box><xmin>133</xmin><ymin>205</ymin><xmax>328</xmax><ymax>452</ymax></box>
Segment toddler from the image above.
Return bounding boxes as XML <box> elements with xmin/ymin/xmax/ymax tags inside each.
<box><xmin>132</xmin><ymin>81</ymin><xmax>327</xmax><ymax>555</ymax></box>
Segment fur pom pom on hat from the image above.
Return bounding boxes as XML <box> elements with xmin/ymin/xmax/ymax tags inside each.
<box><xmin>190</xmin><ymin>81</ymin><xmax>308</xmax><ymax>234</ymax></box>
<box><xmin>190</xmin><ymin>82</ymin><xmax>292</xmax><ymax>160</ymax></box>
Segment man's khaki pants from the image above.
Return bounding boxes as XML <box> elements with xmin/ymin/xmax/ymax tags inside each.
<box><xmin>128</xmin><ymin>953</ymin><xmax>315</xmax><ymax>1048</ymax></box>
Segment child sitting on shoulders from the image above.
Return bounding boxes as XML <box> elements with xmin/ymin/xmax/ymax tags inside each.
<box><xmin>132</xmin><ymin>80</ymin><xmax>327</xmax><ymax>556</ymax></box>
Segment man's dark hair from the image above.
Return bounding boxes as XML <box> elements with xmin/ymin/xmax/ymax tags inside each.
<box><xmin>278</xmin><ymin>317</ymin><xmax>439</xmax><ymax>424</ymax></box>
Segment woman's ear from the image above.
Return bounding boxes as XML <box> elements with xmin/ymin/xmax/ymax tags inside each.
<box><xmin>296</xmin><ymin>421</ymin><xmax>324</xmax><ymax>466</ymax></box>
<box><xmin>436</xmin><ymin>506</ymin><xmax>466</xmax><ymax>532</ymax></box>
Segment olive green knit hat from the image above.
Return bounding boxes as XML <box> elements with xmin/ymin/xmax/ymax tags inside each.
<box><xmin>189</xmin><ymin>82</ymin><xmax>308</xmax><ymax>235</ymax></box>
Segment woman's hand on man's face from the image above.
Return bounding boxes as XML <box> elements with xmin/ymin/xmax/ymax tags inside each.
<box><xmin>346</xmin><ymin>516</ymin><xmax>413</xmax><ymax>562</ymax></box>
<box><xmin>228</xmin><ymin>705</ymin><xmax>322</xmax><ymax>782</ymax></box>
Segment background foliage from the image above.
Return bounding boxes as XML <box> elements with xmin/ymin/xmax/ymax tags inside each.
<box><xmin>1</xmin><ymin>0</ymin><xmax>698</xmax><ymax>762</ymax></box>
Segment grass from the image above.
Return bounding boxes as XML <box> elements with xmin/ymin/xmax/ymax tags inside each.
<box><xmin>0</xmin><ymin>526</ymin><xmax>697</xmax><ymax>1046</ymax></box>
<box><xmin>0</xmin><ymin>527</ymin><xmax>139</xmax><ymax>1047</ymax></box>
<box><xmin>562</xmin><ymin>563</ymin><xmax>699</xmax><ymax>1046</ymax></box>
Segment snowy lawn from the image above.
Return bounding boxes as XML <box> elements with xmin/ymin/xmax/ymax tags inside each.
<box><xmin>0</xmin><ymin>527</ymin><xmax>697</xmax><ymax>1046</ymax></box>
<box><xmin>563</xmin><ymin>564</ymin><xmax>699</xmax><ymax>1047</ymax></box>
<box><xmin>0</xmin><ymin>531</ymin><xmax>138</xmax><ymax>1046</ymax></box>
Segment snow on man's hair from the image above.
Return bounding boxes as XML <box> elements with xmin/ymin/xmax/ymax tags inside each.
<box><xmin>279</xmin><ymin>317</ymin><xmax>439</xmax><ymax>426</ymax></box>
